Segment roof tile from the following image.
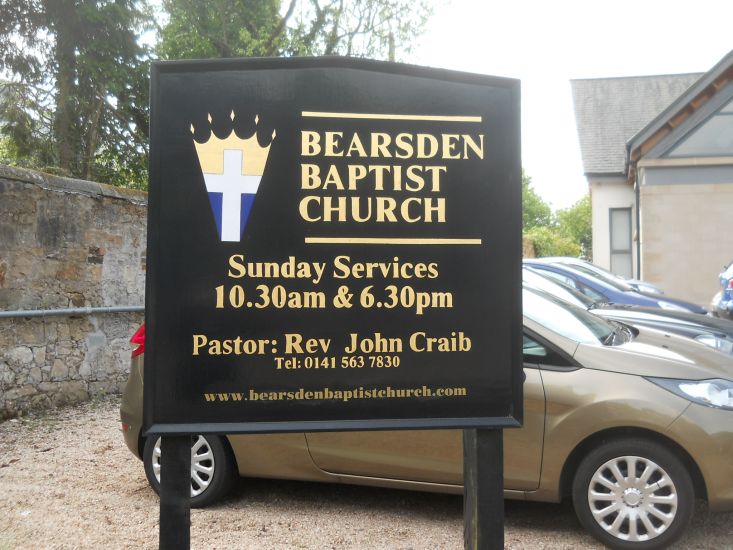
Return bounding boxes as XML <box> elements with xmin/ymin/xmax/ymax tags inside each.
<box><xmin>571</xmin><ymin>74</ymin><xmax>702</xmax><ymax>175</ymax></box>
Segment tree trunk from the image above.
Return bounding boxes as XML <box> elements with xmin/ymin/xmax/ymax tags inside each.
<box><xmin>45</xmin><ymin>0</ymin><xmax>77</xmax><ymax>175</ymax></box>
<box><xmin>85</xmin><ymin>88</ymin><xmax>105</xmax><ymax>181</ymax></box>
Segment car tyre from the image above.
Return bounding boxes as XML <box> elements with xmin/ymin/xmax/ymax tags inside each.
<box><xmin>143</xmin><ymin>434</ymin><xmax>236</xmax><ymax>508</ymax></box>
<box><xmin>572</xmin><ymin>438</ymin><xmax>694</xmax><ymax>549</ymax></box>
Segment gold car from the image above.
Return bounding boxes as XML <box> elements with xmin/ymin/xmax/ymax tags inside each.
<box><xmin>121</xmin><ymin>288</ymin><xmax>733</xmax><ymax>549</ymax></box>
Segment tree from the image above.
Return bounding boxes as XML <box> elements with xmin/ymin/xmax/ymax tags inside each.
<box><xmin>0</xmin><ymin>0</ymin><xmax>152</xmax><ymax>187</ymax></box>
<box><xmin>521</xmin><ymin>172</ymin><xmax>590</xmax><ymax>258</ymax></box>
<box><xmin>524</xmin><ymin>225</ymin><xmax>581</xmax><ymax>257</ymax></box>
<box><xmin>521</xmin><ymin>170</ymin><xmax>553</xmax><ymax>231</ymax></box>
<box><xmin>158</xmin><ymin>0</ymin><xmax>431</xmax><ymax>61</ymax></box>
<box><xmin>157</xmin><ymin>0</ymin><xmax>282</xmax><ymax>59</ymax></box>
<box><xmin>1</xmin><ymin>0</ymin><xmax>431</xmax><ymax>188</ymax></box>
<box><xmin>556</xmin><ymin>194</ymin><xmax>592</xmax><ymax>258</ymax></box>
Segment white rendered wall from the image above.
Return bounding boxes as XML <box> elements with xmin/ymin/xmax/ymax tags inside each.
<box><xmin>590</xmin><ymin>177</ymin><xmax>636</xmax><ymax>275</ymax></box>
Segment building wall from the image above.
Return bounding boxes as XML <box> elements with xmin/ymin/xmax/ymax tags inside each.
<box><xmin>590</xmin><ymin>177</ymin><xmax>636</xmax><ymax>275</ymax></box>
<box><xmin>640</xmin><ymin>172</ymin><xmax>733</xmax><ymax>306</ymax></box>
<box><xmin>0</xmin><ymin>165</ymin><xmax>147</xmax><ymax>418</ymax></box>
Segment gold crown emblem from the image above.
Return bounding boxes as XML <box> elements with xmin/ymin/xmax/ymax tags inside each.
<box><xmin>192</xmin><ymin>113</ymin><xmax>276</xmax><ymax>176</ymax></box>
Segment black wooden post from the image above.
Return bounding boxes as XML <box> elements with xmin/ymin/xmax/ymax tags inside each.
<box><xmin>159</xmin><ymin>435</ymin><xmax>191</xmax><ymax>550</ymax></box>
<box><xmin>463</xmin><ymin>428</ymin><xmax>504</xmax><ymax>550</ymax></box>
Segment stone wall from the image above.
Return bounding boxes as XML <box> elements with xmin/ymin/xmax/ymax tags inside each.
<box><xmin>640</xmin><ymin>181</ymin><xmax>733</xmax><ymax>306</ymax></box>
<box><xmin>0</xmin><ymin>165</ymin><xmax>147</xmax><ymax>418</ymax></box>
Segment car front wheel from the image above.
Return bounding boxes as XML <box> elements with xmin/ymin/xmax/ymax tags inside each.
<box><xmin>572</xmin><ymin>438</ymin><xmax>694</xmax><ymax>549</ymax></box>
<box><xmin>143</xmin><ymin>434</ymin><xmax>236</xmax><ymax>507</ymax></box>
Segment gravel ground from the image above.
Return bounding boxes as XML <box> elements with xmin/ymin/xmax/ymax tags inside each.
<box><xmin>1</xmin><ymin>396</ymin><xmax>731</xmax><ymax>549</ymax></box>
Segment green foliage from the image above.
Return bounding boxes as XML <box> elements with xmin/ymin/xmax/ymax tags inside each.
<box><xmin>521</xmin><ymin>172</ymin><xmax>591</xmax><ymax>258</ymax></box>
<box><xmin>522</xmin><ymin>171</ymin><xmax>553</xmax><ymax>230</ymax></box>
<box><xmin>0</xmin><ymin>79</ymin><xmax>56</xmax><ymax>170</ymax></box>
<box><xmin>285</xmin><ymin>0</ymin><xmax>431</xmax><ymax>59</ymax></box>
<box><xmin>158</xmin><ymin>0</ymin><xmax>283</xmax><ymax>59</ymax></box>
<box><xmin>159</xmin><ymin>0</ymin><xmax>432</xmax><ymax>61</ymax></box>
<box><xmin>524</xmin><ymin>226</ymin><xmax>581</xmax><ymax>258</ymax></box>
<box><xmin>0</xmin><ymin>0</ymin><xmax>152</xmax><ymax>188</ymax></box>
<box><xmin>0</xmin><ymin>0</ymin><xmax>431</xmax><ymax>188</ymax></box>
<box><xmin>556</xmin><ymin>194</ymin><xmax>592</xmax><ymax>257</ymax></box>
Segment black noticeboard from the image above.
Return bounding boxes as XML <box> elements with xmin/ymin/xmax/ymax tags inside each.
<box><xmin>144</xmin><ymin>57</ymin><xmax>522</xmax><ymax>436</ymax></box>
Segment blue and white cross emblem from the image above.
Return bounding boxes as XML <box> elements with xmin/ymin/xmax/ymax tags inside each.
<box><xmin>202</xmin><ymin>149</ymin><xmax>262</xmax><ymax>242</ymax></box>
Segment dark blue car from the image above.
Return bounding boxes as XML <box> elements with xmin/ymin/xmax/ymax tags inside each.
<box><xmin>523</xmin><ymin>266</ymin><xmax>733</xmax><ymax>355</ymax></box>
<box><xmin>524</xmin><ymin>259</ymin><xmax>707</xmax><ymax>314</ymax></box>
<box><xmin>714</xmin><ymin>260</ymin><xmax>733</xmax><ymax>320</ymax></box>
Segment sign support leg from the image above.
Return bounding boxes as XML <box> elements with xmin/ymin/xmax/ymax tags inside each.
<box><xmin>159</xmin><ymin>435</ymin><xmax>191</xmax><ymax>550</ymax></box>
<box><xmin>463</xmin><ymin>428</ymin><xmax>504</xmax><ymax>550</ymax></box>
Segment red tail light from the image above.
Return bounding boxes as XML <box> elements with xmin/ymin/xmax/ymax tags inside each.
<box><xmin>728</xmin><ymin>279</ymin><xmax>733</xmax><ymax>289</ymax></box>
<box><xmin>131</xmin><ymin>324</ymin><xmax>145</xmax><ymax>358</ymax></box>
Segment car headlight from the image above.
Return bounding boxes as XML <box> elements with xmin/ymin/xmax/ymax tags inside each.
<box><xmin>646</xmin><ymin>377</ymin><xmax>733</xmax><ymax>410</ymax></box>
<box><xmin>657</xmin><ymin>300</ymin><xmax>691</xmax><ymax>312</ymax></box>
<box><xmin>695</xmin><ymin>334</ymin><xmax>733</xmax><ymax>355</ymax></box>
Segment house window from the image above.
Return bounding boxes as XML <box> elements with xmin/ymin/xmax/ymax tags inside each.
<box><xmin>609</xmin><ymin>207</ymin><xmax>632</xmax><ymax>278</ymax></box>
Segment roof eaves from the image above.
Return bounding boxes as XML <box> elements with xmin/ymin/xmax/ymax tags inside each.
<box><xmin>584</xmin><ymin>171</ymin><xmax>626</xmax><ymax>178</ymax></box>
<box><xmin>625</xmin><ymin>49</ymin><xmax>733</xmax><ymax>169</ymax></box>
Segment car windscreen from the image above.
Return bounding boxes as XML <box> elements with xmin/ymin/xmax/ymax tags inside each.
<box><xmin>523</xmin><ymin>287</ymin><xmax>614</xmax><ymax>345</ymax></box>
<box><xmin>564</xmin><ymin>262</ymin><xmax>635</xmax><ymax>292</ymax></box>
<box><xmin>522</xmin><ymin>267</ymin><xmax>594</xmax><ymax>308</ymax></box>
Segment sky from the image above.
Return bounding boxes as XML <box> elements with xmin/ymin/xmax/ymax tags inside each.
<box><xmin>411</xmin><ymin>0</ymin><xmax>733</xmax><ymax>210</ymax></box>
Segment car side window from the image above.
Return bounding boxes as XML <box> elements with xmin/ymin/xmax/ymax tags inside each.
<box><xmin>578</xmin><ymin>283</ymin><xmax>607</xmax><ymax>303</ymax></box>
<box><xmin>523</xmin><ymin>334</ymin><xmax>547</xmax><ymax>359</ymax></box>
<box><xmin>523</xmin><ymin>333</ymin><xmax>574</xmax><ymax>368</ymax></box>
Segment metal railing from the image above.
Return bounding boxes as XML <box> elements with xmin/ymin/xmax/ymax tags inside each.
<box><xmin>0</xmin><ymin>306</ymin><xmax>144</xmax><ymax>319</ymax></box>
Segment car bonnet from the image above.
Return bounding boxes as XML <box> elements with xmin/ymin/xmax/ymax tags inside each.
<box><xmin>573</xmin><ymin>325</ymin><xmax>733</xmax><ymax>379</ymax></box>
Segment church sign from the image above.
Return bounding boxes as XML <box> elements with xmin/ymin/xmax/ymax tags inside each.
<box><xmin>144</xmin><ymin>57</ymin><xmax>522</xmax><ymax>435</ymax></box>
